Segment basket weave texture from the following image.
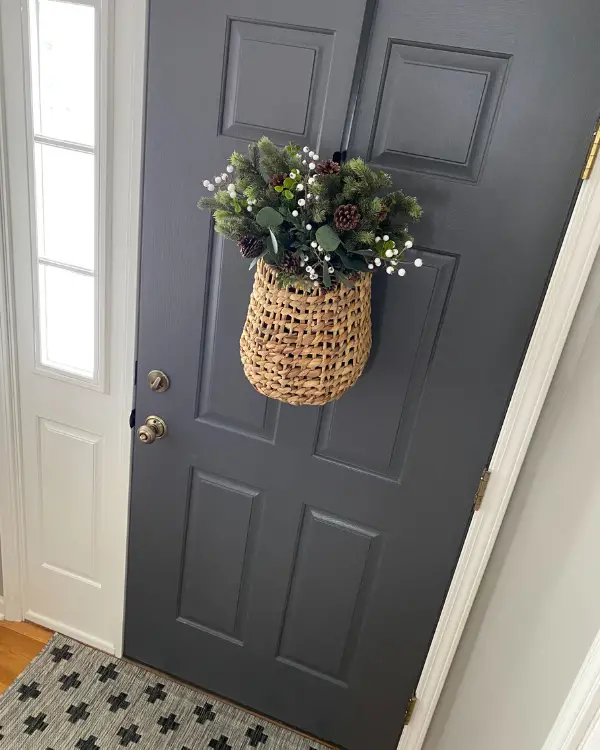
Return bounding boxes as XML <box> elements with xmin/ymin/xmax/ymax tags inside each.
<box><xmin>240</xmin><ymin>260</ymin><xmax>372</xmax><ymax>405</ymax></box>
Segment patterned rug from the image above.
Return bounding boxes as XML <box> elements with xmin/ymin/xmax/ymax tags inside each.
<box><xmin>0</xmin><ymin>634</ymin><xmax>330</xmax><ymax>749</ymax></box>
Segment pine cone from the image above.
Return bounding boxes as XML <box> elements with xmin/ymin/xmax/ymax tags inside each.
<box><xmin>334</xmin><ymin>204</ymin><xmax>361</xmax><ymax>231</ymax></box>
<box><xmin>238</xmin><ymin>236</ymin><xmax>264</xmax><ymax>259</ymax></box>
<box><xmin>316</xmin><ymin>159</ymin><xmax>340</xmax><ymax>175</ymax></box>
<box><xmin>280</xmin><ymin>255</ymin><xmax>302</xmax><ymax>274</ymax></box>
<box><xmin>269</xmin><ymin>173</ymin><xmax>286</xmax><ymax>187</ymax></box>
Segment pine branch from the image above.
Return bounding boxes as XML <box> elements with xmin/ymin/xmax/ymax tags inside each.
<box><xmin>257</xmin><ymin>136</ymin><xmax>290</xmax><ymax>176</ymax></box>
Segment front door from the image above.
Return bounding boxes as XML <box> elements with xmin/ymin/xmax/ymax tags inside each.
<box><xmin>125</xmin><ymin>1</ymin><xmax>600</xmax><ymax>748</ymax></box>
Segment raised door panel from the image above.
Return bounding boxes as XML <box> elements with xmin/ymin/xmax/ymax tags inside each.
<box><xmin>369</xmin><ymin>41</ymin><xmax>510</xmax><ymax>181</ymax></box>
<box><xmin>277</xmin><ymin>507</ymin><xmax>381</xmax><ymax>685</ymax></box>
<box><xmin>38</xmin><ymin>418</ymin><xmax>101</xmax><ymax>585</ymax></box>
<box><xmin>178</xmin><ymin>470</ymin><xmax>262</xmax><ymax>643</ymax></box>
<box><xmin>315</xmin><ymin>251</ymin><xmax>456</xmax><ymax>479</ymax></box>
<box><xmin>221</xmin><ymin>19</ymin><xmax>335</xmax><ymax>146</ymax></box>
<box><xmin>196</xmin><ymin>234</ymin><xmax>280</xmax><ymax>441</ymax></box>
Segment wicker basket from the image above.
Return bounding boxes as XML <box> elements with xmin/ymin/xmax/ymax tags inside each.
<box><xmin>240</xmin><ymin>260</ymin><xmax>372</xmax><ymax>406</ymax></box>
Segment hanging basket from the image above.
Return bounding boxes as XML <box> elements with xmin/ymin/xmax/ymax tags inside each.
<box><xmin>240</xmin><ymin>260</ymin><xmax>372</xmax><ymax>406</ymax></box>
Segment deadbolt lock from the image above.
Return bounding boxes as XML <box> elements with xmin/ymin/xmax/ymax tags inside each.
<box><xmin>147</xmin><ymin>369</ymin><xmax>170</xmax><ymax>393</ymax></box>
<box><xmin>137</xmin><ymin>415</ymin><xmax>168</xmax><ymax>444</ymax></box>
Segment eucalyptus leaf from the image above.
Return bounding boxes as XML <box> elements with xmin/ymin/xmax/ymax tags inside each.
<box><xmin>269</xmin><ymin>228</ymin><xmax>279</xmax><ymax>255</ymax></box>
<box><xmin>274</xmin><ymin>185</ymin><xmax>284</xmax><ymax>193</ymax></box>
<box><xmin>249</xmin><ymin>248</ymin><xmax>268</xmax><ymax>270</ymax></box>
<box><xmin>336</xmin><ymin>271</ymin><xmax>354</xmax><ymax>288</ymax></box>
<box><xmin>316</xmin><ymin>225</ymin><xmax>341</xmax><ymax>252</ymax></box>
<box><xmin>256</xmin><ymin>206</ymin><xmax>284</xmax><ymax>228</ymax></box>
<box><xmin>322</xmin><ymin>263</ymin><xmax>331</xmax><ymax>288</ymax></box>
<box><xmin>336</xmin><ymin>247</ymin><xmax>369</xmax><ymax>271</ymax></box>
<box><xmin>284</xmin><ymin>189</ymin><xmax>294</xmax><ymax>200</ymax></box>
<box><xmin>283</xmin><ymin>178</ymin><xmax>295</xmax><ymax>189</ymax></box>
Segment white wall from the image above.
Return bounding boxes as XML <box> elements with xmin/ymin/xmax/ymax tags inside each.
<box><xmin>423</xmin><ymin>248</ymin><xmax>600</xmax><ymax>750</ymax></box>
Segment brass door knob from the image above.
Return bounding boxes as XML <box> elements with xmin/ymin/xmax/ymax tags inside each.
<box><xmin>137</xmin><ymin>415</ymin><xmax>167</xmax><ymax>444</ymax></box>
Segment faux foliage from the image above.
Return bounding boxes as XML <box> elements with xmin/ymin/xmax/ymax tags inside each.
<box><xmin>198</xmin><ymin>137</ymin><xmax>422</xmax><ymax>289</ymax></box>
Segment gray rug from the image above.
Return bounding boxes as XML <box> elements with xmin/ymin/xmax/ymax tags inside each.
<box><xmin>0</xmin><ymin>634</ymin><xmax>330</xmax><ymax>749</ymax></box>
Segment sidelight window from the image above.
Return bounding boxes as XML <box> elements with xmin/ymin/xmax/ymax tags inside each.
<box><xmin>27</xmin><ymin>0</ymin><xmax>106</xmax><ymax>383</ymax></box>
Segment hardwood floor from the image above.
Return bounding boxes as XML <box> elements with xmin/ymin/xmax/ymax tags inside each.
<box><xmin>0</xmin><ymin>621</ymin><xmax>53</xmax><ymax>693</ymax></box>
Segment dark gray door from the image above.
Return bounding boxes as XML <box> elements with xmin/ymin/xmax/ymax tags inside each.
<box><xmin>125</xmin><ymin>1</ymin><xmax>600</xmax><ymax>748</ymax></box>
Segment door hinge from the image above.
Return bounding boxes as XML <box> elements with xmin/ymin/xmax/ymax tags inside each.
<box><xmin>474</xmin><ymin>469</ymin><xmax>491</xmax><ymax>511</ymax></box>
<box><xmin>582</xmin><ymin>119</ymin><xmax>600</xmax><ymax>180</ymax></box>
<box><xmin>404</xmin><ymin>694</ymin><xmax>417</xmax><ymax>726</ymax></box>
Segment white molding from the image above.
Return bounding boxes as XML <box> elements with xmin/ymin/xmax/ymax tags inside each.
<box><xmin>398</xmin><ymin>168</ymin><xmax>600</xmax><ymax>749</ymax></box>
<box><xmin>26</xmin><ymin>610</ymin><xmax>114</xmax><ymax>654</ymax></box>
<box><xmin>542</xmin><ymin>628</ymin><xmax>600</xmax><ymax>750</ymax></box>
<box><xmin>581</xmin><ymin>711</ymin><xmax>600</xmax><ymax>750</ymax></box>
<box><xmin>105</xmin><ymin>0</ymin><xmax>146</xmax><ymax>658</ymax></box>
<box><xmin>0</xmin><ymin>13</ymin><xmax>26</xmax><ymax>623</ymax></box>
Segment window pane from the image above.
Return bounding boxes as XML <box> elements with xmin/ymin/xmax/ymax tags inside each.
<box><xmin>33</xmin><ymin>0</ymin><xmax>95</xmax><ymax>146</ymax></box>
<box><xmin>35</xmin><ymin>143</ymin><xmax>95</xmax><ymax>270</ymax></box>
<box><xmin>39</xmin><ymin>265</ymin><xmax>95</xmax><ymax>378</ymax></box>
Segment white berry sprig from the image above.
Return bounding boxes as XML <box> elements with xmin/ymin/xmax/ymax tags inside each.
<box><xmin>202</xmin><ymin>164</ymin><xmax>235</xmax><ymax>192</ymax></box>
<box><xmin>369</xmin><ymin>236</ymin><xmax>423</xmax><ymax>277</ymax></box>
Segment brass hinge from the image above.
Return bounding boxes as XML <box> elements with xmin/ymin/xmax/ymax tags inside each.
<box><xmin>582</xmin><ymin>119</ymin><xmax>600</xmax><ymax>180</ymax></box>
<box><xmin>404</xmin><ymin>694</ymin><xmax>417</xmax><ymax>726</ymax></box>
<box><xmin>474</xmin><ymin>469</ymin><xmax>491</xmax><ymax>511</ymax></box>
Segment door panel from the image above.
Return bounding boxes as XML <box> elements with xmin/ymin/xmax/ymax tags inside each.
<box><xmin>178</xmin><ymin>470</ymin><xmax>261</xmax><ymax>642</ymax></box>
<box><xmin>126</xmin><ymin>1</ymin><xmax>600</xmax><ymax>749</ymax></box>
<box><xmin>197</xmin><ymin>236</ymin><xmax>281</xmax><ymax>439</ymax></box>
<box><xmin>315</xmin><ymin>251</ymin><xmax>456</xmax><ymax>479</ymax></box>
<box><xmin>277</xmin><ymin>508</ymin><xmax>381</xmax><ymax>684</ymax></box>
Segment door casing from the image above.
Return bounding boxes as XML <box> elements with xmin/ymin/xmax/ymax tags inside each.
<box><xmin>1</xmin><ymin>1</ymin><xmax>600</xmax><ymax>748</ymax></box>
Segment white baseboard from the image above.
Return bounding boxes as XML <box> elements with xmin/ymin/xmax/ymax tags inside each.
<box><xmin>25</xmin><ymin>610</ymin><xmax>115</xmax><ymax>655</ymax></box>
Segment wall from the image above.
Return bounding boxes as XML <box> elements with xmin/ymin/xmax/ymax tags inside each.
<box><xmin>423</xmin><ymin>248</ymin><xmax>600</xmax><ymax>750</ymax></box>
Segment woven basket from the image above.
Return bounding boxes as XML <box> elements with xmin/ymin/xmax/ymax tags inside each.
<box><xmin>240</xmin><ymin>260</ymin><xmax>372</xmax><ymax>406</ymax></box>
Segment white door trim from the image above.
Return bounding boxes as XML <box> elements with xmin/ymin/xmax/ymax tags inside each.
<box><xmin>0</xmin><ymin>26</ymin><xmax>26</xmax><ymax>623</ymax></box>
<box><xmin>397</xmin><ymin>160</ymin><xmax>600</xmax><ymax>749</ymax></box>
<box><xmin>1</xmin><ymin>4</ymin><xmax>600</xmax><ymax>743</ymax></box>
<box><xmin>541</xmin><ymin>627</ymin><xmax>600</xmax><ymax>750</ymax></box>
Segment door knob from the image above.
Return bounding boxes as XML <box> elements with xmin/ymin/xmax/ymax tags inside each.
<box><xmin>137</xmin><ymin>415</ymin><xmax>168</xmax><ymax>444</ymax></box>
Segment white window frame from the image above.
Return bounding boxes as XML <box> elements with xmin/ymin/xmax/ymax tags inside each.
<box><xmin>23</xmin><ymin>0</ymin><xmax>112</xmax><ymax>391</ymax></box>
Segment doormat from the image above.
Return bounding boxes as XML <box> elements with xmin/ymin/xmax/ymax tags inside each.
<box><xmin>0</xmin><ymin>634</ymin><xmax>332</xmax><ymax>749</ymax></box>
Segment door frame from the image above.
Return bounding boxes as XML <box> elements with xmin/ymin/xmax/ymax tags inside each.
<box><xmin>542</xmin><ymin>625</ymin><xmax>600</xmax><ymax>750</ymax></box>
<box><xmin>1</xmin><ymin>1</ymin><xmax>600</xmax><ymax>745</ymax></box>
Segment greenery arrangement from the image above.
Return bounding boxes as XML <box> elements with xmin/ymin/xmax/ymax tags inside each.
<box><xmin>198</xmin><ymin>137</ymin><xmax>423</xmax><ymax>290</ymax></box>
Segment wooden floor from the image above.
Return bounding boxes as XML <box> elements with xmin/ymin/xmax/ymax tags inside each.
<box><xmin>0</xmin><ymin>621</ymin><xmax>53</xmax><ymax>693</ymax></box>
